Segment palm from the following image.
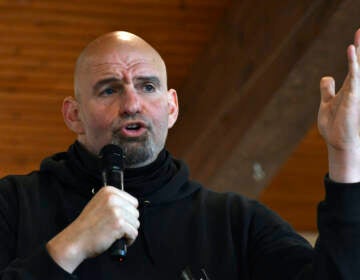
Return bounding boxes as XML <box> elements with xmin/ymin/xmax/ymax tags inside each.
<box><xmin>318</xmin><ymin>43</ymin><xmax>360</xmax><ymax>152</ymax></box>
<box><xmin>317</xmin><ymin>29</ymin><xmax>360</xmax><ymax>182</ymax></box>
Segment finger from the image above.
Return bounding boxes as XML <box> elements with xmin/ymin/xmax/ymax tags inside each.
<box><xmin>117</xmin><ymin>190</ymin><xmax>139</xmax><ymax>207</ymax></box>
<box><xmin>117</xmin><ymin>220</ymin><xmax>139</xmax><ymax>245</ymax></box>
<box><xmin>114</xmin><ymin>207</ymin><xmax>140</xmax><ymax>229</ymax></box>
<box><xmin>103</xmin><ymin>186</ymin><xmax>139</xmax><ymax>207</ymax></box>
<box><xmin>347</xmin><ymin>44</ymin><xmax>359</xmax><ymax>93</ymax></box>
<box><xmin>121</xmin><ymin>204</ymin><xmax>140</xmax><ymax>220</ymax></box>
<box><xmin>354</xmin><ymin>28</ymin><xmax>360</xmax><ymax>50</ymax></box>
<box><xmin>94</xmin><ymin>188</ymin><xmax>139</xmax><ymax>223</ymax></box>
<box><xmin>105</xmin><ymin>193</ymin><xmax>140</xmax><ymax>220</ymax></box>
<box><xmin>320</xmin><ymin>76</ymin><xmax>335</xmax><ymax>103</ymax></box>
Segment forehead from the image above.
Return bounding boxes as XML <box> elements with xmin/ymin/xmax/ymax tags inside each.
<box><xmin>80</xmin><ymin>45</ymin><xmax>166</xmax><ymax>79</ymax></box>
<box><xmin>91</xmin><ymin>57</ymin><xmax>160</xmax><ymax>77</ymax></box>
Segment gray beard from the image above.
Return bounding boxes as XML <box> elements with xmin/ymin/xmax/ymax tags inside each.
<box><xmin>111</xmin><ymin>133</ymin><xmax>156</xmax><ymax>168</ymax></box>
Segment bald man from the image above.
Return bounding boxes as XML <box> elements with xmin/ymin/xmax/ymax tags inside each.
<box><xmin>1</xmin><ymin>30</ymin><xmax>360</xmax><ymax>279</ymax></box>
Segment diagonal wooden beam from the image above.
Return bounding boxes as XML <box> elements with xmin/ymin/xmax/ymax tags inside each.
<box><xmin>167</xmin><ymin>0</ymin><xmax>342</xmax><ymax>191</ymax></box>
<box><xmin>212</xmin><ymin>0</ymin><xmax>360</xmax><ymax>198</ymax></box>
<box><xmin>258</xmin><ymin>0</ymin><xmax>360</xmax><ymax>231</ymax></box>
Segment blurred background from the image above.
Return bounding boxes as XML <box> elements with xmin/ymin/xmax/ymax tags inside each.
<box><xmin>0</xmin><ymin>0</ymin><xmax>358</xmax><ymax>241</ymax></box>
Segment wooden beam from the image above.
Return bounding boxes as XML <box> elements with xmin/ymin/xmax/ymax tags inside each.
<box><xmin>213</xmin><ymin>0</ymin><xmax>360</xmax><ymax>199</ymax></box>
<box><xmin>259</xmin><ymin>0</ymin><xmax>360</xmax><ymax>230</ymax></box>
<box><xmin>167</xmin><ymin>0</ymin><xmax>342</xmax><ymax>192</ymax></box>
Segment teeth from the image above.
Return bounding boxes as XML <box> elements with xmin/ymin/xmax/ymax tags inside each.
<box><xmin>126</xmin><ymin>124</ymin><xmax>140</xmax><ymax>130</ymax></box>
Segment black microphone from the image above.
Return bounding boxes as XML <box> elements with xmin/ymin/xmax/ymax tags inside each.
<box><xmin>100</xmin><ymin>144</ymin><xmax>127</xmax><ymax>261</ymax></box>
<box><xmin>180</xmin><ymin>267</ymin><xmax>211</xmax><ymax>280</ymax></box>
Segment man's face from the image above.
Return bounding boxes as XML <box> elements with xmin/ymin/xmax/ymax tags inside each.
<box><xmin>74</xmin><ymin>46</ymin><xmax>178</xmax><ymax>167</ymax></box>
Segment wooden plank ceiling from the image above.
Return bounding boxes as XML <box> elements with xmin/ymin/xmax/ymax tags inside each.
<box><xmin>0</xmin><ymin>0</ymin><xmax>230</xmax><ymax>175</ymax></box>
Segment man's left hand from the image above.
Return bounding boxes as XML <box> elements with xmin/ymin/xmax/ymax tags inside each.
<box><xmin>318</xmin><ymin>28</ymin><xmax>360</xmax><ymax>183</ymax></box>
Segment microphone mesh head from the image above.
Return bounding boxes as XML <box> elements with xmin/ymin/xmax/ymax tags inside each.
<box><xmin>100</xmin><ymin>144</ymin><xmax>124</xmax><ymax>171</ymax></box>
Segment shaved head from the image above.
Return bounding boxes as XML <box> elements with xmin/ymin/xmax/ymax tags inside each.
<box><xmin>63</xmin><ymin>31</ymin><xmax>178</xmax><ymax>166</ymax></box>
<box><xmin>74</xmin><ymin>31</ymin><xmax>167</xmax><ymax>100</ymax></box>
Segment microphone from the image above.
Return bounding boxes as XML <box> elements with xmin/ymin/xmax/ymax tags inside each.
<box><xmin>100</xmin><ymin>144</ymin><xmax>127</xmax><ymax>261</ymax></box>
<box><xmin>180</xmin><ymin>267</ymin><xmax>211</xmax><ymax>280</ymax></box>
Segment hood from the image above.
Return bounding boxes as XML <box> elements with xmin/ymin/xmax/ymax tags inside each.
<box><xmin>40</xmin><ymin>143</ymin><xmax>201</xmax><ymax>205</ymax></box>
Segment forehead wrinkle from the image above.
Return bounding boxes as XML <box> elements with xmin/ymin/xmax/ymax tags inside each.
<box><xmin>89</xmin><ymin>59</ymin><xmax>164</xmax><ymax>91</ymax></box>
<box><xmin>85</xmin><ymin>53</ymin><xmax>161</xmax><ymax>71</ymax></box>
<box><xmin>74</xmin><ymin>32</ymin><xmax>168</xmax><ymax>100</ymax></box>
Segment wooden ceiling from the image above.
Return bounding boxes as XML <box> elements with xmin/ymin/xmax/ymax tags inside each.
<box><xmin>0</xmin><ymin>0</ymin><xmax>229</xmax><ymax>174</ymax></box>
<box><xmin>0</xmin><ymin>0</ymin><xmax>357</xmax><ymax>231</ymax></box>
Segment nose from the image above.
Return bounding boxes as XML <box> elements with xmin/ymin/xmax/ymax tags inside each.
<box><xmin>121</xmin><ymin>86</ymin><xmax>141</xmax><ymax>116</ymax></box>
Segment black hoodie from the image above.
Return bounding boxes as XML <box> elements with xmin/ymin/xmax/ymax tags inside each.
<box><xmin>1</xmin><ymin>142</ymin><xmax>360</xmax><ymax>279</ymax></box>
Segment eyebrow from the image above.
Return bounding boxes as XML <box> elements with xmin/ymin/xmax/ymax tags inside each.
<box><xmin>93</xmin><ymin>76</ymin><xmax>162</xmax><ymax>92</ymax></box>
<box><xmin>93</xmin><ymin>77</ymin><xmax>122</xmax><ymax>92</ymax></box>
<box><xmin>134</xmin><ymin>76</ymin><xmax>161</xmax><ymax>88</ymax></box>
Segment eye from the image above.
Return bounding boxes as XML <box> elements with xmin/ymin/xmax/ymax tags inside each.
<box><xmin>142</xmin><ymin>83</ymin><xmax>156</xmax><ymax>93</ymax></box>
<box><xmin>101</xmin><ymin>87</ymin><xmax>115</xmax><ymax>95</ymax></box>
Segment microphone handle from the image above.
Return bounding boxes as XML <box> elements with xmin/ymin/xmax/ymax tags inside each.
<box><xmin>103</xmin><ymin>169</ymin><xmax>128</xmax><ymax>261</ymax></box>
<box><xmin>109</xmin><ymin>238</ymin><xmax>127</xmax><ymax>261</ymax></box>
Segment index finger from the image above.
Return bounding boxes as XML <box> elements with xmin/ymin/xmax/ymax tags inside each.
<box><xmin>354</xmin><ymin>28</ymin><xmax>360</xmax><ymax>49</ymax></box>
<box><xmin>347</xmin><ymin>44</ymin><xmax>359</xmax><ymax>95</ymax></box>
<box><xmin>105</xmin><ymin>186</ymin><xmax>139</xmax><ymax>207</ymax></box>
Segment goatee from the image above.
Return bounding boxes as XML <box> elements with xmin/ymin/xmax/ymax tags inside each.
<box><xmin>111</xmin><ymin>133</ymin><xmax>155</xmax><ymax>168</ymax></box>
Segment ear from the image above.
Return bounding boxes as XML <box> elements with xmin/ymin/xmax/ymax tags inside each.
<box><xmin>167</xmin><ymin>88</ymin><xmax>179</xmax><ymax>128</ymax></box>
<box><xmin>62</xmin><ymin>96</ymin><xmax>85</xmax><ymax>134</ymax></box>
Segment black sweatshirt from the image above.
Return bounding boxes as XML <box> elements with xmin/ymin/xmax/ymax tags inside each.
<box><xmin>0</xmin><ymin>141</ymin><xmax>360</xmax><ymax>279</ymax></box>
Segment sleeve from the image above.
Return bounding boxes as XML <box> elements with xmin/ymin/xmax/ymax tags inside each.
<box><xmin>249</xmin><ymin>175</ymin><xmax>360</xmax><ymax>280</ymax></box>
<box><xmin>247</xmin><ymin>199</ymin><xmax>314</xmax><ymax>280</ymax></box>
<box><xmin>313</xmin><ymin>175</ymin><xmax>360</xmax><ymax>279</ymax></box>
<box><xmin>1</xmin><ymin>245</ymin><xmax>78</xmax><ymax>280</ymax></box>
<box><xmin>0</xmin><ymin>177</ymin><xmax>77</xmax><ymax>280</ymax></box>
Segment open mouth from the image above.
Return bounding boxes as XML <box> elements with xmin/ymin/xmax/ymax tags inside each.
<box><xmin>125</xmin><ymin>123</ymin><xmax>142</xmax><ymax>131</ymax></box>
<box><xmin>121</xmin><ymin>122</ymin><xmax>147</xmax><ymax>137</ymax></box>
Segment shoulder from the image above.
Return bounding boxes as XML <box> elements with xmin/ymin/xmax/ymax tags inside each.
<box><xmin>0</xmin><ymin>172</ymin><xmax>43</xmax><ymax>232</ymax></box>
<box><xmin>0</xmin><ymin>170</ymin><xmax>58</xmax><ymax>208</ymax></box>
<box><xmin>0</xmin><ymin>171</ymin><xmax>41</xmax><ymax>186</ymax></box>
<box><xmin>0</xmin><ymin>172</ymin><xmax>41</xmax><ymax>205</ymax></box>
<box><xmin>0</xmin><ymin>171</ymin><xmax>47</xmax><ymax>194</ymax></box>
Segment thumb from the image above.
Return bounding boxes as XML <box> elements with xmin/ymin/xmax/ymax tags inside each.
<box><xmin>320</xmin><ymin>76</ymin><xmax>335</xmax><ymax>103</ymax></box>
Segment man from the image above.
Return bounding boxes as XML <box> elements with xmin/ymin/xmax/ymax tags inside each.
<box><xmin>0</xmin><ymin>29</ymin><xmax>360</xmax><ymax>279</ymax></box>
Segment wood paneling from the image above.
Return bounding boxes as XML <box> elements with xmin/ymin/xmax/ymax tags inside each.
<box><xmin>260</xmin><ymin>125</ymin><xmax>327</xmax><ymax>231</ymax></box>
<box><xmin>0</xmin><ymin>0</ymin><xmax>230</xmax><ymax>176</ymax></box>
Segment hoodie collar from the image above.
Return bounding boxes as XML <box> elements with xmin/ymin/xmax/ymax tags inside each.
<box><xmin>40</xmin><ymin>141</ymin><xmax>200</xmax><ymax>204</ymax></box>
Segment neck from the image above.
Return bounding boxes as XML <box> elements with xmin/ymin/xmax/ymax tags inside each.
<box><xmin>77</xmin><ymin>139</ymin><xmax>161</xmax><ymax>168</ymax></box>
<box><xmin>71</xmin><ymin>141</ymin><xmax>177</xmax><ymax>198</ymax></box>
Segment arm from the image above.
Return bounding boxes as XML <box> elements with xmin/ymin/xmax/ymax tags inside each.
<box><xmin>46</xmin><ymin>186</ymin><xmax>140</xmax><ymax>273</ymax></box>
<box><xmin>0</xmin><ymin>180</ymin><xmax>139</xmax><ymax>278</ymax></box>
<box><xmin>303</xmin><ymin>28</ymin><xmax>360</xmax><ymax>278</ymax></box>
<box><xmin>250</xmin><ymin>29</ymin><xmax>360</xmax><ymax>280</ymax></box>
<box><xmin>0</xmin><ymin>178</ymin><xmax>77</xmax><ymax>279</ymax></box>
<box><xmin>249</xmin><ymin>177</ymin><xmax>360</xmax><ymax>279</ymax></box>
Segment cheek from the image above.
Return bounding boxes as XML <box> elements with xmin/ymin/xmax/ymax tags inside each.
<box><xmin>149</xmin><ymin>104</ymin><xmax>169</xmax><ymax>132</ymax></box>
<box><xmin>82</xmin><ymin>105</ymin><xmax>116</xmax><ymax>133</ymax></box>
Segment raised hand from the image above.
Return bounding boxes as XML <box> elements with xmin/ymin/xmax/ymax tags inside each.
<box><xmin>318</xmin><ymin>29</ymin><xmax>360</xmax><ymax>182</ymax></box>
<box><xmin>46</xmin><ymin>186</ymin><xmax>139</xmax><ymax>273</ymax></box>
